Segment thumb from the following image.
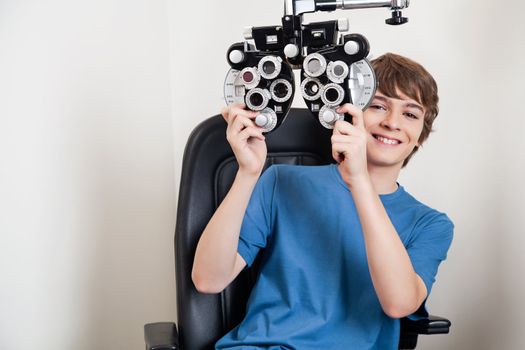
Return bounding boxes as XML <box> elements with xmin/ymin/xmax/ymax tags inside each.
<box><xmin>337</xmin><ymin>103</ymin><xmax>364</xmax><ymax>130</ymax></box>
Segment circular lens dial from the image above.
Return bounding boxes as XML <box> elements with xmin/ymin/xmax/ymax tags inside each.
<box><xmin>303</xmin><ymin>53</ymin><xmax>327</xmax><ymax>78</ymax></box>
<box><xmin>270</xmin><ymin>79</ymin><xmax>293</xmax><ymax>103</ymax></box>
<box><xmin>254</xmin><ymin>107</ymin><xmax>278</xmax><ymax>132</ymax></box>
<box><xmin>258</xmin><ymin>56</ymin><xmax>282</xmax><ymax>80</ymax></box>
<box><xmin>321</xmin><ymin>83</ymin><xmax>345</xmax><ymax>106</ymax></box>
<box><xmin>327</xmin><ymin>61</ymin><xmax>349</xmax><ymax>83</ymax></box>
<box><xmin>239</xmin><ymin>67</ymin><xmax>261</xmax><ymax>89</ymax></box>
<box><xmin>348</xmin><ymin>59</ymin><xmax>376</xmax><ymax>110</ymax></box>
<box><xmin>300</xmin><ymin>77</ymin><xmax>323</xmax><ymax>101</ymax></box>
<box><xmin>245</xmin><ymin>88</ymin><xmax>271</xmax><ymax>111</ymax></box>
<box><xmin>319</xmin><ymin>105</ymin><xmax>344</xmax><ymax>129</ymax></box>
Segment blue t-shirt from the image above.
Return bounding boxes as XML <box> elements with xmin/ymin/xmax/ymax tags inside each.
<box><xmin>215</xmin><ymin>164</ymin><xmax>454</xmax><ymax>350</ymax></box>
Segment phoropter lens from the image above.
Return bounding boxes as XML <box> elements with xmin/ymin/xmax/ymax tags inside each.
<box><xmin>258</xmin><ymin>56</ymin><xmax>282</xmax><ymax>80</ymax></box>
<box><xmin>308</xmin><ymin>59</ymin><xmax>321</xmax><ymax>74</ymax></box>
<box><xmin>275</xmin><ymin>83</ymin><xmax>287</xmax><ymax>98</ymax></box>
<box><xmin>239</xmin><ymin>67</ymin><xmax>261</xmax><ymax>89</ymax></box>
<box><xmin>270</xmin><ymin>79</ymin><xmax>293</xmax><ymax>103</ymax></box>
<box><xmin>305</xmin><ymin>81</ymin><xmax>319</xmax><ymax>96</ymax></box>
<box><xmin>303</xmin><ymin>53</ymin><xmax>327</xmax><ymax>77</ymax></box>
<box><xmin>327</xmin><ymin>61</ymin><xmax>349</xmax><ymax>83</ymax></box>
<box><xmin>250</xmin><ymin>92</ymin><xmax>264</xmax><ymax>107</ymax></box>
<box><xmin>263</xmin><ymin>61</ymin><xmax>276</xmax><ymax>75</ymax></box>
<box><xmin>243</xmin><ymin>71</ymin><xmax>254</xmax><ymax>83</ymax></box>
<box><xmin>334</xmin><ymin>65</ymin><xmax>344</xmax><ymax>76</ymax></box>
<box><xmin>325</xmin><ymin>87</ymin><xmax>340</xmax><ymax>103</ymax></box>
<box><xmin>321</xmin><ymin>83</ymin><xmax>345</xmax><ymax>106</ymax></box>
<box><xmin>245</xmin><ymin>88</ymin><xmax>271</xmax><ymax>111</ymax></box>
<box><xmin>300</xmin><ymin>77</ymin><xmax>323</xmax><ymax>101</ymax></box>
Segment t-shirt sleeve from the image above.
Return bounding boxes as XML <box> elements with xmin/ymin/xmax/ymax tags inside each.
<box><xmin>406</xmin><ymin>211</ymin><xmax>454</xmax><ymax>320</ymax></box>
<box><xmin>237</xmin><ymin>165</ymin><xmax>278</xmax><ymax>268</ymax></box>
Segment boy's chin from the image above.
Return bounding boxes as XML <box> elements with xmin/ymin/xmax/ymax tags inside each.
<box><xmin>368</xmin><ymin>156</ymin><xmax>405</xmax><ymax>169</ymax></box>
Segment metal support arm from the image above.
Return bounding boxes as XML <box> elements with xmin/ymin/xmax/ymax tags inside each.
<box><xmin>285</xmin><ymin>0</ymin><xmax>409</xmax><ymax>16</ymax></box>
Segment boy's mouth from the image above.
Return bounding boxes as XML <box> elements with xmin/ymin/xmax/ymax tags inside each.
<box><xmin>372</xmin><ymin>134</ymin><xmax>402</xmax><ymax>145</ymax></box>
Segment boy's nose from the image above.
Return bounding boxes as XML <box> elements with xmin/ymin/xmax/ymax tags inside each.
<box><xmin>380</xmin><ymin>112</ymin><xmax>401</xmax><ymax>130</ymax></box>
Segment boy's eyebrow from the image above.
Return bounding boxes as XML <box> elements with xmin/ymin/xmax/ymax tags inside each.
<box><xmin>373</xmin><ymin>95</ymin><xmax>425</xmax><ymax>114</ymax></box>
<box><xmin>405</xmin><ymin>102</ymin><xmax>425</xmax><ymax>114</ymax></box>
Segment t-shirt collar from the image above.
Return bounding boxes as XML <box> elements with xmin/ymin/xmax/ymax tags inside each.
<box><xmin>329</xmin><ymin>163</ymin><xmax>405</xmax><ymax>201</ymax></box>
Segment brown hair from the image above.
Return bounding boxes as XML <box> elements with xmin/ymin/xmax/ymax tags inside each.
<box><xmin>371</xmin><ymin>53</ymin><xmax>439</xmax><ymax>167</ymax></box>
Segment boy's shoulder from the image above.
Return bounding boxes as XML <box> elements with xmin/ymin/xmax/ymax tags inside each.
<box><xmin>265</xmin><ymin>164</ymin><xmax>454</xmax><ymax>227</ymax></box>
<box><xmin>396</xmin><ymin>188</ymin><xmax>454</xmax><ymax>230</ymax></box>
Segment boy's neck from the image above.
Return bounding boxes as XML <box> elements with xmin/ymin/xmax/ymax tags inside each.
<box><xmin>366</xmin><ymin>163</ymin><xmax>402</xmax><ymax>195</ymax></box>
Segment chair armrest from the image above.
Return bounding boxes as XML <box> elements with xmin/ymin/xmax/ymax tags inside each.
<box><xmin>400</xmin><ymin>315</ymin><xmax>451</xmax><ymax>335</ymax></box>
<box><xmin>144</xmin><ymin>322</ymin><xmax>179</xmax><ymax>350</ymax></box>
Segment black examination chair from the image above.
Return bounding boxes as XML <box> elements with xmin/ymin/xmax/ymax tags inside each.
<box><xmin>144</xmin><ymin>109</ymin><xmax>451</xmax><ymax>350</ymax></box>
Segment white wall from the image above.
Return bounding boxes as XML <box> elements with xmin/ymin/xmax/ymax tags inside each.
<box><xmin>1</xmin><ymin>0</ymin><xmax>524</xmax><ymax>349</ymax></box>
<box><xmin>0</xmin><ymin>1</ymin><xmax>176</xmax><ymax>349</ymax></box>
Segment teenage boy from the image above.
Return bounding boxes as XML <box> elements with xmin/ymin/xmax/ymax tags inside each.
<box><xmin>192</xmin><ymin>53</ymin><xmax>454</xmax><ymax>350</ymax></box>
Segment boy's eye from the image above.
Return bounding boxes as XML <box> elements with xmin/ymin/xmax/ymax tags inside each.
<box><xmin>404</xmin><ymin>112</ymin><xmax>419</xmax><ymax>119</ymax></box>
<box><xmin>370</xmin><ymin>104</ymin><xmax>386</xmax><ymax>110</ymax></box>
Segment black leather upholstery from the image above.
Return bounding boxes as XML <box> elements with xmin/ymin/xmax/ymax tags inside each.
<box><xmin>144</xmin><ymin>108</ymin><xmax>450</xmax><ymax>350</ymax></box>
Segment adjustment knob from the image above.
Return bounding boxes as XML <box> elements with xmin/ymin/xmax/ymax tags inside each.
<box><xmin>344</xmin><ymin>41</ymin><xmax>360</xmax><ymax>55</ymax></box>
<box><xmin>322</xmin><ymin>109</ymin><xmax>338</xmax><ymax>124</ymax></box>
<box><xmin>229</xmin><ymin>50</ymin><xmax>245</xmax><ymax>64</ymax></box>
<box><xmin>284</xmin><ymin>44</ymin><xmax>300</xmax><ymax>58</ymax></box>
<box><xmin>318</xmin><ymin>105</ymin><xmax>343</xmax><ymax>129</ymax></box>
<box><xmin>255</xmin><ymin>108</ymin><xmax>278</xmax><ymax>132</ymax></box>
<box><xmin>256</xmin><ymin>114</ymin><xmax>270</xmax><ymax>127</ymax></box>
<box><xmin>386</xmin><ymin>11</ymin><xmax>409</xmax><ymax>25</ymax></box>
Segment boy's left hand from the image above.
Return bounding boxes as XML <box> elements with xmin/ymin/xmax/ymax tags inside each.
<box><xmin>331</xmin><ymin>103</ymin><xmax>370</xmax><ymax>185</ymax></box>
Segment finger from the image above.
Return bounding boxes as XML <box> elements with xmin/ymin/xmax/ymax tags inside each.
<box><xmin>231</xmin><ymin>107</ymin><xmax>257</xmax><ymax>123</ymax></box>
<box><xmin>331</xmin><ymin>143</ymin><xmax>348</xmax><ymax>163</ymax></box>
<box><xmin>333</xmin><ymin>119</ymin><xmax>357</xmax><ymax>136</ymax></box>
<box><xmin>331</xmin><ymin>134</ymin><xmax>360</xmax><ymax>144</ymax></box>
<box><xmin>231</xmin><ymin>115</ymin><xmax>258</xmax><ymax>134</ymax></box>
<box><xmin>223</xmin><ymin>104</ymin><xmax>256</xmax><ymax>123</ymax></box>
<box><xmin>227</xmin><ymin>114</ymin><xmax>252</xmax><ymax>138</ymax></box>
<box><xmin>221</xmin><ymin>106</ymin><xmax>228</xmax><ymax>121</ymax></box>
<box><xmin>237</xmin><ymin>126</ymin><xmax>265</xmax><ymax>142</ymax></box>
<box><xmin>337</xmin><ymin>103</ymin><xmax>365</xmax><ymax>130</ymax></box>
<box><xmin>222</xmin><ymin>104</ymin><xmax>242</xmax><ymax>122</ymax></box>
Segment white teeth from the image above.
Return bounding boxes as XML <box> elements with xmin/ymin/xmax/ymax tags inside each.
<box><xmin>376</xmin><ymin>135</ymin><xmax>399</xmax><ymax>145</ymax></box>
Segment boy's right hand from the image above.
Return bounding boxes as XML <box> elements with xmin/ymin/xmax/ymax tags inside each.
<box><xmin>221</xmin><ymin>103</ymin><xmax>267</xmax><ymax>177</ymax></box>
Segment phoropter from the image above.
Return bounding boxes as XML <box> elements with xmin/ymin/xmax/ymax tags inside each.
<box><xmin>224</xmin><ymin>0</ymin><xmax>410</xmax><ymax>133</ymax></box>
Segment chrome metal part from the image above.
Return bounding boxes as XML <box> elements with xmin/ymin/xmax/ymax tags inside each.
<box><xmin>239</xmin><ymin>67</ymin><xmax>261</xmax><ymax>89</ymax></box>
<box><xmin>258</xmin><ymin>56</ymin><xmax>283</xmax><ymax>80</ymax></box>
<box><xmin>326</xmin><ymin>60</ymin><xmax>349</xmax><ymax>83</ymax></box>
<box><xmin>319</xmin><ymin>105</ymin><xmax>344</xmax><ymax>129</ymax></box>
<box><xmin>255</xmin><ymin>107</ymin><xmax>278</xmax><ymax>132</ymax></box>
<box><xmin>246</xmin><ymin>88</ymin><xmax>272</xmax><ymax>111</ymax></box>
<box><xmin>303</xmin><ymin>53</ymin><xmax>327</xmax><ymax>77</ymax></box>
<box><xmin>224</xmin><ymin>69</ymin><xmax>246</xmax><ymax>105</ymax></box>
<box><xmin>347</xmin><ymin>58</ymin><xmax>376</xmax><ymax>109</ymax></box>
<box><xmin>321</xmin><ymin>83</ymin><xmax>345</xmax><ymax>106</ymax></box>
<box><xmin>300</xmin><ymin>77</ymin><xmax>323</xmax><ymax>101</ymax></box>
<box><xmin>284</xmin><ymin>0</ymin><xmax>409</xmax><ymax>16</ymax></box>
<box><xmin>270</xmin><ymin>79</ymin><xmax>293</xmax><ymax>103</ymax></box>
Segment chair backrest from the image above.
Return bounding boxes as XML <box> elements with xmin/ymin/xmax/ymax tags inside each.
<box><xmin>175</xmin><ymin>108</ymin><xmax>334</xmax><ymax>350</ymax></box>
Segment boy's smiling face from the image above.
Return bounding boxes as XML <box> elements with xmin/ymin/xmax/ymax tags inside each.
<box><xmin>363</xmin><ymin>89</ymin><xmax>426</xmax><ymax>169</ymax></box>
